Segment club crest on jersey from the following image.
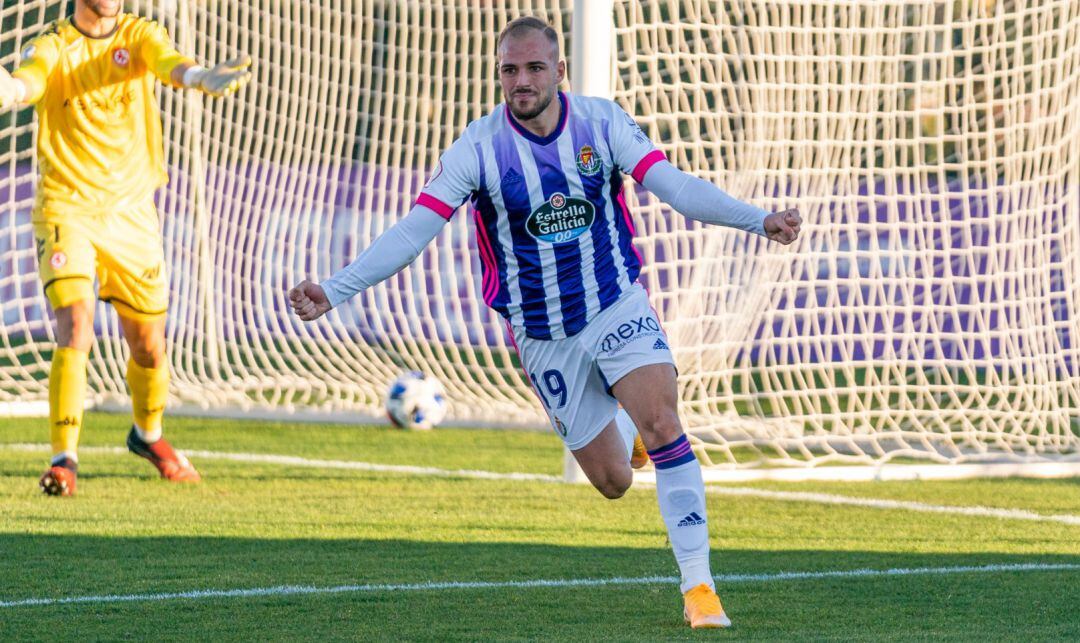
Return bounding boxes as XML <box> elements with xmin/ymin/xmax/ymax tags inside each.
<box><xmin>50</xmin><ymin>251</ymin><xmax>67</xmax><ymax>269</ymax></box>
<box><xmin>575</xmin><ymin>145</ymin><xmax>601</xmax><ymax>175</ymax></box>
<box><xmin>112</xmin><ymin>48</ymin><xmax>130</xmax><ymax>67</ymax></box>
<box><xmin>526</xmin><ymin>192</ymin><xmax>595</xmax><ymax>244</ymax></box>
<box><xmin>553</xmin><ymin>415</ymin><xmax>567</xmax><ymax>437</ymax></box>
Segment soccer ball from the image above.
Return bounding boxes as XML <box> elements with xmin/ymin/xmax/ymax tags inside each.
<box><xmin>385</xmin><ymin>371</ymin><xmax>447</xmax><ymax>430</ymax></box>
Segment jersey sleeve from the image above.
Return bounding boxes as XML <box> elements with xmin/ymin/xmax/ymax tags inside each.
<box><xmin>138</xmin><ymin>20</ymin><xmax>194</xmax><ymax>86</ymax></box>
<box><xmin>608</xmin><ymin>102</ymin><xmax>666</xmax><ymax>184</ymax></box>
<box><xmin>12</xmin><ymin>32</ymin><xmax>62</xmax><ymax>105</ymax></box>
<box><xmin>414</xmin><ymin>134</ymin><xmax>480</xmax><ymax>220</ymax></box>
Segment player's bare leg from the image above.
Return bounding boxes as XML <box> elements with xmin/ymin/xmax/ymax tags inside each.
<box><xmin>118</xmin><ymin>314</ymin><xmax>199</xmax><ymax>482</ymax></box>
<box><xmin>39</xmin><ymin>299</ymin><xmax>95</xmax><ymax>496</ymax></box>
<box><xmin>570</xmin><ymin>422</ymin><xmax>634</xmax><ymax>499</ymax></box>
<box><xmin>571</xmin><ymin>405</ymin><xmax>652</xmax><ymax>497</ymax></box>
<box><xmin>612</xmin><ymin>363</ymin><xmax>730</xmax><ymax>629</ymax></box>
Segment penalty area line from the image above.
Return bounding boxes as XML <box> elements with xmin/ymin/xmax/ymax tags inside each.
<box><xmin>1</xmin><ymin>562</ymin><xmax>1077</xmax><ymax>609</ymax></box>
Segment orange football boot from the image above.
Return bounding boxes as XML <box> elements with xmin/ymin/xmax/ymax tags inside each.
<box><xmin>683</xmin><ymin>583</ymin><xmax>731</xmax><ymax>629</ymax></box>
<box><xmin>630</xmin><ymin>435</ymin><xmax>650</xmax><ymax>469</ymax></box>
<box><xmin>126</xmin><ymin>427</ymin><xmax>201</xmax><ymax>482</ymax></box>
<box><xmin>39</xmin><ymin>458</ymin><xmax>77</xmax><ymax>496</ymax></box>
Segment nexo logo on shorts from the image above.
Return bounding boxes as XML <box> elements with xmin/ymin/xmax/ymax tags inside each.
<box><xmin>526</xmin><ymin>192</ymin><xmax>595</xmax><ymax>244</ymax></box>
<box><xmin>600</xmin><ymin>315</ymin><xmax>662</xmax><ymax>355</ymax></box>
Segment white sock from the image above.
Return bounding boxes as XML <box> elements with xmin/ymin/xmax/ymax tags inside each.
<box><xmin>134</xmin><ymin>422</ymin><xmax>161</xmax><ymax>444</ymax></box>
<box><xmin>651</xmin><ymin>435</ymin><xmax>714</xmax><ymax>593</ymax></box>
<box><xmin>614</xmin><ymin>408</ymin><xmax>637</xmax><ymax>461</ymax></box>
<box><xmin>51</xmin><ymin>451</ymin><xmax>78</xmax><ymax>466</ymax></box>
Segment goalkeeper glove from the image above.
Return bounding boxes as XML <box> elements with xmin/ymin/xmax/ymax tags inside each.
<box><xmin>0</xmin><ymin>67</ymin><xmax>26</xmax><ymax>109</ymax></box>
<box><xmin>184</xmin><ymin>56</ymin><xmax>252</xmax><ymax>97</ymax></box>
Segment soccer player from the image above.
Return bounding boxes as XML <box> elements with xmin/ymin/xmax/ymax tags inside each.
<box><xmin>288</xmin><ymin>17</ymin><xmax>800</xmax><ymax>628</ymax></box>
<box><xmin>0</xmin><ymin>0</ymin><xmax>252</xmax><ymax>496</ymax></box>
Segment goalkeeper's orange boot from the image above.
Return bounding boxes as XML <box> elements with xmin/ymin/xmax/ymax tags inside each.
<box><xmin>39</xmin><ymin>457</ymin><xmax>77</xmax><ymax>496</ymax></box>
<box><xmin>630</xmin><ymin>434</ymin><xmax>650</xmax><ymax>469</ymax></box>
<box><xmin>126</xmin><ymin>427</ymin><xmax>201</xmax><ymax>482</ymax></box>
<box><xmin>683</xmin><ymin>583</ymin><xmax>731</xmax><ymax>629</ymax></box>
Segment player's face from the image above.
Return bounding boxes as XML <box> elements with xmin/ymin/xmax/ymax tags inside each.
<box><xmin>81</xmin><ymin>0</ymin><xmax>122</xmax><ymax>19</ymax></box>
<box><xmin>498</xmin><ymin>31</ymin><xmax>565</xmax><ymax>121</ymax></box>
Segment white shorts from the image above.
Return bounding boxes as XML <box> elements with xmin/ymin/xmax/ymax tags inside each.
<box><xmin>511</xmin><ymin>284</ymin><xmax>676</xmax><ymax>450</ymax></box>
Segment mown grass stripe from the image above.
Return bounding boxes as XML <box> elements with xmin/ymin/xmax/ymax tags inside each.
<box><xmin>4</xmin><ymin>443</ymin><xmax>1078</xmax><ymax>525</ymax></box>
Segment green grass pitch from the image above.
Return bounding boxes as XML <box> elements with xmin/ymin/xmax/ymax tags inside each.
<box><xmin>0</xmin><ymin>412</ymin><xmax>1077</xmax><ymax>640</ymax></box>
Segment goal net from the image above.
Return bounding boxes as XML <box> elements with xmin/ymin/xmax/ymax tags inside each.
<box><xmin>2</xmin><ymin>1</ymin><xmax>1078</xmax><ymax>474</ymax></box>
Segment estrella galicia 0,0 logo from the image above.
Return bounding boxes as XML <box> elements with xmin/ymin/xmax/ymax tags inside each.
<box><xmin>526</xmin><ymin>192</ymin><xmax>595</xmax><ymax>244</ymax></box>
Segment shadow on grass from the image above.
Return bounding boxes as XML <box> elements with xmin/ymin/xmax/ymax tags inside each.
<box><xmin>0</xmin><ymin>534</ymin><xmax>1077</xmax><ymax>641</ymax></box>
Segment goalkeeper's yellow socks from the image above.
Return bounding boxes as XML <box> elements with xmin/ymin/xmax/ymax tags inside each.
<box><xmin>48</xmin><ymin>347</ymin><xmax>88</xmax><ymax>463</ymax></box>
<box><xmin>127</xmin><ymin>358</ymin><xmax>169</xmax><ymax>443</ymax></box>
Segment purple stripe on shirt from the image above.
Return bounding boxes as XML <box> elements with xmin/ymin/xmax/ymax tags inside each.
<box><xmin>492</xmin><ymin>124</ymin><xmax>551</xmax><ymax>339</ymax></box>
<box><xmin>573</xmin><ymin>111</ymin><xmax>622</xmax><ymax>312</ymax></box>
<box><xmin>528</xmin><ymin>133</ymin><xmax>587</xmax><ymax>337</ymax></box>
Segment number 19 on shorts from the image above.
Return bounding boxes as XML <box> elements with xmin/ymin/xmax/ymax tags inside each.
<box><xmin>529</xmin><ymin>369</ymin><xmax>566</xmax><ymax>409</ymax></box>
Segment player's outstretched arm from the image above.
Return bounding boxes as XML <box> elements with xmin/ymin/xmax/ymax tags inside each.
<box><xmin>287</xmin><ymin>205</ymin><xmax>448</xmax><ymax>322</ymax></box>
<box><xmin>0</xmin><ymin>66</ymin><xmax>29</xmax><ymax>109</ymax></box>
<box><xmin>640</xmin><ymin>160</ymin><xmax>801</xmax><ymax>244</ymax></box>
<box><xmin>174</xmin><ymin>56</ymin><xmax>253</xmax><ymax>97</ymax></box>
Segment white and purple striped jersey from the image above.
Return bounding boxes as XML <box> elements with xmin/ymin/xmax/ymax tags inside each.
<box><xmin>417</xmin><ymin>92</ymin><xmax>664</xmax><ymax>340</ymax></box>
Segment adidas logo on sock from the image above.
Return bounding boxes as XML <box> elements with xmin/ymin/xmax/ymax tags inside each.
<box><xmin>677</xmin><ymin>512</ymin><xmax>705</xmax><ymax>527</ymax></box>
<box><xmin>653</xmin><ymin>338</ymin><xmax>668</xmax><ymax>350</ymax></box>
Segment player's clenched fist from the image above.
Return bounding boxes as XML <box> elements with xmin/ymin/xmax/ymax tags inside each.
<box><xmin>289</xmin><ymin>280</ymin><xmax>331</xmax><ymax>321</ymax></box>
<box><xmin>763</xmin><ymin>208</ymin><xmax>802</xmax><ymax>245</ymax></box>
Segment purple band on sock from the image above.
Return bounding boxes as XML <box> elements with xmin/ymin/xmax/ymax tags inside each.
<box><xmin>647</xmin><ymin>434</ymin><xmax>696</xmax><ymax>469</ymax></box>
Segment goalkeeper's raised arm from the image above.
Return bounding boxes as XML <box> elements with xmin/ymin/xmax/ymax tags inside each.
<box><xmin>131</xmin><ymin>18</ymin><xmax>252</xmax><ymax>98</ymax></box>
<box><xmin>172</xmin><ymin>56</ymin><xmax>253</xmax><ymax>98</ymax></box>
<box><xmin>0</xmin><ymin>30</ymin><xmax>251</xmax><ymax>110</ymax></box>
<box><xmin>288</xmin><ymin>205</ymin><xmax>449</xmax><ymax>321</ymax></box>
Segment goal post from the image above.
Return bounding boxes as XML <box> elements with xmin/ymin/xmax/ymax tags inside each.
<box><xmin>562</xmin><ymin>0</ymin><xmax>615</xmax><ymax>483</ymax></box>
<box><xmin>1</xmin><ymin>0</ymin><xmax>1079</xmax><ymax>480</ymax></box>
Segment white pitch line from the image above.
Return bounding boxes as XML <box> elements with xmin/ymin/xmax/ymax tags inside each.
<box><xmin>0</xmin><ymin>443</ymin><xmax>563</xmax><ymax>483</ymax></box>
<box><xmin>1</xmin><ymin>562</ymin><xmax>1077</xmax><ymax>609</ymax></box>
<box><xmin>704</xmin><ymin>486</ymin><xmax>1080</xmax><ymax>526</ymax></box>
<box><xmin>3</xmin><ymin>443</ymin><xmax>1078</xmax><ymax>525</ymax></box>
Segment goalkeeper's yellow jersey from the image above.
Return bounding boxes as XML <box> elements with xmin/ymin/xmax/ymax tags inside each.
<box><xmin>13</xmin><ymin>14</ymin><xmax>192</xmax><ymax>219</ymax></box>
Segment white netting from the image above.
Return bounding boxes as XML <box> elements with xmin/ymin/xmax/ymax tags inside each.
<box><xmin>615</xmin><ymin>0</ymin><xmax>1080</xmax><ymax>466</ymax></box>
<box><xmin>1</xmin><ymin>1</ymin><xmax>1078</xmax><ymax>467</ymax></box>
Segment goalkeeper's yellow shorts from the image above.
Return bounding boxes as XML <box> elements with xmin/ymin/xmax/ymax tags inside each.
<box><xmin>33</xmin><ymin>198</ymin><xmax>168</xmax><ymax>321</ymax></box>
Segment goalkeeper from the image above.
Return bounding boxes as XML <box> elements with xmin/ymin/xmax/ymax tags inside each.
<box><xmin>0</xmin><ymin>0</ymin><xmax>251</xmax><ymax>496</ymax></box>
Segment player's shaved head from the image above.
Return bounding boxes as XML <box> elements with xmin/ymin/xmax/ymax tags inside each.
<box><xmin>498</xmin><ymin>16</ymin><xmax>560</xmax><ymax>62</ymax></box>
